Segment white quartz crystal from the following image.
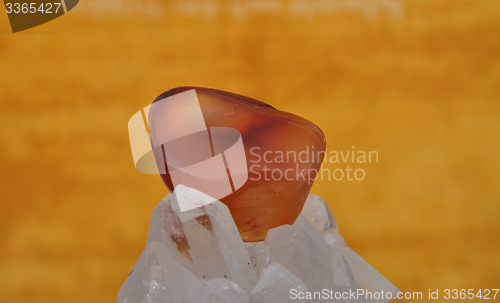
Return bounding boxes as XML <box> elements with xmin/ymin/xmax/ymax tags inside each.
<box><xmin>118</xmin><ymin>191</ymin><xmax>399</xmax><ymax>303</ymax></box>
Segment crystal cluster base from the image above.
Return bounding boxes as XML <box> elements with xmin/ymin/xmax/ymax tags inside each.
<box><xmin>117</xmin><ymin>192</ymin><xmax>399</xmax><ymax>303</ymax></box>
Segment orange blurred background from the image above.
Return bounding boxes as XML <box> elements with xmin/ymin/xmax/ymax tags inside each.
<box><xmin>0</xmin><ymin>0</ymin><xmax>499</xmax><ymax>302</ymax></box>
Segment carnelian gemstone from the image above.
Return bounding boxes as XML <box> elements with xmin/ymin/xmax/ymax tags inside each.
<box><xmin>151</xmin><ymin>87</ymin><xmax>325</xmax><ymax>242</ymax></box>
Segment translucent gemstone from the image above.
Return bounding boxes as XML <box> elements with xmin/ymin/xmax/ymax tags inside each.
<box><xmin>265</xmin><ymin>217</ymin><xmax>337</xmax><ymax>292</ymax></box>
<box><xmin>145</xmin><ymin>191</ymin><xmax>257</xmax><ymax>293</ymax></box>
<box><xmin>118</xmin><ymin>191</ymin><xmax>400</xmax><ymax>303</ymax></box>
<box><xmin>149</xmin><ymin>87</ymin><xmax>326</xmax><ymax>242</ymax></box>
<box><xmin>249</xmin><ymin>263</ymin><xmax>309</xmax><ymax>303</ymax></box>
<box><xmin>338</xmin><ymin>247</ymin><xmax>400</xmax><ymax>303</ymax></box>
<box><xmin>302</xmin><ymin>195</ymin><xmax>346</xmax><ymax>247</ymax></box>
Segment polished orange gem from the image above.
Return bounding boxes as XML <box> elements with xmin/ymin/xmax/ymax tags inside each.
<box><xmin>150</xmin><ymin>87</ymin><xmax>325</xmax><ymax>241</ymax></box>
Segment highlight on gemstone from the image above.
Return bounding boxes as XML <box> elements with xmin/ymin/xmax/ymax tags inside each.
<box><xmin>129</xmin><ymin>89</ymin><xmax>248</xmax><ymax>212</ymax></box>
<box><xmin>128</xmin><ymin>87</ymin><xmax>326</xmax><ymax>241</ymax></box>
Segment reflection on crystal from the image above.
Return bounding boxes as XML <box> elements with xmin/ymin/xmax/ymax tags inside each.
<box><xmin>301</xmin><ymin>195</ymin><xmax>346</xmax><ymax>247</ymax></box>
<box><xmin>249</xmin><ymin>263</ymin><xmax>309</xmax><ymax>303</ymax></box>
<box><xmin>117</xmin><ymin>190</ymin><xmax>399</xmax><ymax>303</ymax></box>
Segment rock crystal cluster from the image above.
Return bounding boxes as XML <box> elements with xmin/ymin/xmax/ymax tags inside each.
<box><xmin>117</xmin><ymin>190</ymin><xmax>399</xmax><ymax>303</ymax></box>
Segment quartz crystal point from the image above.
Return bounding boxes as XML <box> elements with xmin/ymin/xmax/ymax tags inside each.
<box><xmin>148</xmin><ymin>87</ymin><xmax>326</xmax><ymax>242</ymax></box>
<box><xmin>117</xmin><ymin>190</ymin><xmax>399</xmax><ymax>303</ymax></box>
